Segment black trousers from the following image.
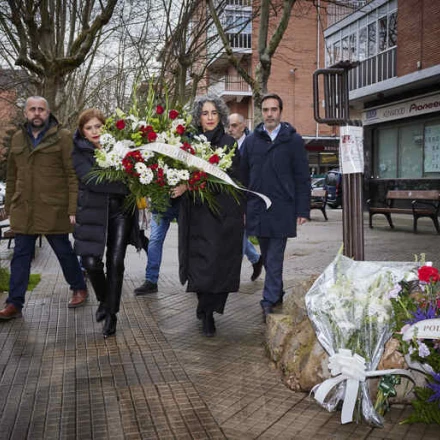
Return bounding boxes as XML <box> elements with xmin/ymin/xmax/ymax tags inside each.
<box><xmin>82</xmin><ymin>197</ymin><xmax>132</xmax><ymax>314</ymax></box>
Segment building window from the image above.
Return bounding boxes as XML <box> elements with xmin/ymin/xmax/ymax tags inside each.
<box><xmin>424</xmin><ymin>123</ymin><xmax>440</xmax><ymax>175</ymax></box>
<box><xmin>325</xmin><ymin>1</ymin><xmax>397</xmax><ymax>66</ymax></box>
<box><xmin>375</xmin><ymin>119</ymin><xmax>440</xmax><ymax>178</ymax></box>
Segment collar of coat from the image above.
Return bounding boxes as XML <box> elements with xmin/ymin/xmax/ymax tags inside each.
<box><xmin>73</xmin><ymin>128</ymin><xmax>95</xmax><ymax>151</ymax></box>
<box><xmin>254</xmin><ymin>121</ymin><xmax>297</xmax><ymax>142</ymax></box>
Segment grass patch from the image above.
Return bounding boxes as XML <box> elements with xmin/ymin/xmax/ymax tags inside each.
<box><xmin>0</xmin><ymin>266</ymin><xmax>41</xmax><ymax>292</ymax></box>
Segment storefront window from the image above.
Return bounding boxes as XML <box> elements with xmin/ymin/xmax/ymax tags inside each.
<box><xmin>375</xmin><ymin>120</ymin><xmax>440</xmax><ymax>178</ymax></box>
<box><xmin>398</xmin><ymin>124</ymin><xmax>423</xmax><ymax>178</ymax></box>
<box><xmin>424</xmin><ymin>123</ymin><xmax>440</xmax><ymax>176</ymax></box>
<box><xmin>377</xmin><ymin>128</ymin><xmax>397</xmax><ymax>178</ymax></box>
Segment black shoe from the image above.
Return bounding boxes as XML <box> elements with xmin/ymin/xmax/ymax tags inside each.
<box><xmin>251</xmin><ymin>256</ymin><xmax>263</xmax><ymax>281</ymax></box>
<box><xmin>95</xmin><ymin>303</ymin><xmax>107</xmax><ymax>323</ymax></box>
<box><xmin>134</xmin><ymin>280</ymin><xmax>158</xmax><ymax>295</ymax></box>
<box><xmin>103</xmin><ymin>314</ymin><xmax>117</xmax><ymax>338</ymax></box>
<box><xmin>262</xmin><ymin>305</ymin><xmax>273</xmax><ymax>323</ymax></box>
<box><xmin>202</xmin><ymin>313</ymin><xmax>216</xmax><ymax>337</ymax></box>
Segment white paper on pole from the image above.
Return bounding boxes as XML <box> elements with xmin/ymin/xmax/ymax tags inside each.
<box><xmin>339</xmin><ymin>126</ymin><xmax>364</xmax><ymax>174</ymax></box>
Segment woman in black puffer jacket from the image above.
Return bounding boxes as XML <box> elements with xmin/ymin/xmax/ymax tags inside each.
<box><xmin>72</xmin><ymin>108</ymin><xmax>140</xmax><ymax>338</ymax></box>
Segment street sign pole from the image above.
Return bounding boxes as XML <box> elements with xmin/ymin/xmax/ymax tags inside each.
<box><xmin>313</xmin><ymin>66</ymin><xmax>364</xmax><ymax>260</ymax></box>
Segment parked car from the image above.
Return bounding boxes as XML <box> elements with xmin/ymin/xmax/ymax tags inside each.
<box><xmin>324</xmin><ymin>169</ymin><xmax>342</xmax><ymax>208</ymax></box>
<box><xmin>311</xmin><ymin>177</ymin><xmax>325</xmax><ymax>190</ymax></box>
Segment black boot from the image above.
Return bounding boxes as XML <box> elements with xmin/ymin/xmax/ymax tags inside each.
<box><xmin>202</xmin><ymin>312</ymin><xmax>216</xmax><ymax>337</ymax></box>
<box><xmin>103</xmin><ymin>314</ymin><xmax>117</xmax><ymax>338</ymax></box>
<box><xmin>95</xmin><ymin>303</ymin><xmax>107</xmax><ymax>323</ymax></box>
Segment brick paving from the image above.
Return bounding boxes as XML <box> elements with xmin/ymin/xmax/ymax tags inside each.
<box><xmin>0</xmin><ymin>208</ymin><xmax>439</xmax><ymax>439</ymax></box>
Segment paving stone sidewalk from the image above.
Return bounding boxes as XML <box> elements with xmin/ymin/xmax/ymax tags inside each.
<box><xmin>0</xmin><ymin>209</ymin><xmax>439</xmax><ymax>440</ymax></box>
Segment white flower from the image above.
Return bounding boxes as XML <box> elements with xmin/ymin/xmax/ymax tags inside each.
<box><xmin>138</xmin><ymin>168</ymin><xmax>154</xmax><ymax>185</ymax></box>
<box><xmin>387</xmin><ymin>283</ymin><xmax>401</xmax><ymax>299</ymax></box>
<box><xmin>135</xmin><ymin>162</ymin><xmax>148</xmax><ymax>174</ymax></box>
<box><xmin>417</xmin><ymin>341</ymin><xmax>430</xmax><ymax>358</ymax></box>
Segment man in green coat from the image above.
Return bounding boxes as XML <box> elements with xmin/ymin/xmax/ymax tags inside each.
<box><xmin>0</xmin><ymin>96</ymin><xmax>87</xmax><ymax>320</ymax></box>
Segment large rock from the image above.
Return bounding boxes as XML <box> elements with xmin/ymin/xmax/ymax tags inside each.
<box><xmin>265</xmin><ymin>276</ymin><xmax>424</xmax><ymax>399</ymax></box>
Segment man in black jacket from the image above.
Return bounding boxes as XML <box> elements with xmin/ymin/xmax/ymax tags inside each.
<box><xmin>240</xmin><ymin>93</ymin><xmax>310</xmax><ymax>321</ymax></box>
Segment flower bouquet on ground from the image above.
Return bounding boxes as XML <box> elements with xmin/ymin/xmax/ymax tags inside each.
<box><xmin>389</xmin><ymin>261</ymin><xmax>440</xmax><ymax>424</ymax></box>
<box><xmin>306</xmin><ymin>253</ymin><xmax>417</xmax><ymax>427</ymax></box>
<box><xmin>91</xmin><ymin>84</ymin><xmax>241</xmax><ymax>213</ymax></box>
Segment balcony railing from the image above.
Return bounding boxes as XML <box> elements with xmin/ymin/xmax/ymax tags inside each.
<box><xmin>225</xmin><ymin>74</ymin><xmax>251</xmax><ymax>93</ymax></box>
<box><xmin>348</xmin><ymin>47</ymin><xmax>397</xmax><ymax>91</ymax></box>
<box><xmin>226</xmin><ymin>32</ymin><xmax>252</xmax><ymax>50</ymax></box>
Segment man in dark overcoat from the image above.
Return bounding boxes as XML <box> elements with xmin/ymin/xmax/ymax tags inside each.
<box><xmin>240</xmin><ymin>93</ymin><xmax>310</xmax><ymax>321</ymax></box>
<box><xmin>0</xmin><ymin>96</ymin><xmax>87</xmax><ymax>320</ymax></box>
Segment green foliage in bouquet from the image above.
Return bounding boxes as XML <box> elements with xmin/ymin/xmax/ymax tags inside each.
<box><xmin>89</xmin><ymin>82</ymin><xmax>241</xmax><ymax>214</ymax></box>
<box><xmin>403</xmin><ymin>381</ymin><xmax>440</xmax><ymax>424</ymax></box>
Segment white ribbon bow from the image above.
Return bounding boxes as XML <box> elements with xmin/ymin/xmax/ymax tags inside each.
<box><xmin>313</xmin><ymin>348</ymin><xmax>414</xmax><ymax>424</ymax></box>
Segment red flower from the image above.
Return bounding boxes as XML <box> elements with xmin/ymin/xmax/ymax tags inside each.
<box><xmin>418</xmin><ymin>266</ymin><xmax>440</xmax><ymax>283</ymax></box>
<box><xmin>181</xmin><ymin>142</ymin><xmax>195</xmax><ymax>155</ymax></box>
<box><xmin>147</xmin><ymin>131</ymin><xmax>157</xmax><ymax>142</ymax></box>
<box><xmin>116</xmin><ymin>119</ymin><xmax>126</xmax><ymax>130</ymax></box>
<box><xmin>156</xmin><ymin>105</ymin><xmax>164</xmax><ymax>115</ymax></box>
<box><xmin>175</xmin><ymin>124</ymin><xmax>185</xmax><ymax>135</ymax></box>
<box><xmin>169</xmin><ymin>109</ymin><xmax>179</xmax><ymax>120</ymax></box>
<box><xmin>209</xmin><ymin>154</ymin><xmax>220</xmax><ymax>164</ymax></box>
<box><xmin>140</xmin><ymin>125</ymin><xmax>153</xmax><ymax>137</ymax></box>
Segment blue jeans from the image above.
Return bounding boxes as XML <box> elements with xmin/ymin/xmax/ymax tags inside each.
<box><xmin>7</xmin><ymin>233</ymin><xmax>87</xmax><ymax>310</ymax></box>
<box><xmin>243</xmin><ymin>232</ymin><xmax>260</xmax><ymax>264</ymax></box>
<box><xmin>145</xmin><ymin>203</ymin><xmax>179</xmax><ymax>283</ymax></box>
<box><xmin>258</xmin><ymin>237</ymin><xmax>287</xmax><ymax>308</ymax></box>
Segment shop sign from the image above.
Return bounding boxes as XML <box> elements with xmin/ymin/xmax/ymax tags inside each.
<box><xmin>362</xmin><ymin>93</ymin><xmax>440</xmax><ymax>125</ymax></box>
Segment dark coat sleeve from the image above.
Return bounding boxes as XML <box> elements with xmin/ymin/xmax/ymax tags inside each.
<box><xmin>72</xmin><ymin>146</ymin><xmax>129</xmax><ymax>196</ymax></box>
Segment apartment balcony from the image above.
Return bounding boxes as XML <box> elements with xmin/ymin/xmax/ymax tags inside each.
<box><xmin>208</xmin><ymin>32</ymin><xmax>252</xmax><ymax>72</ymax></box>
<box><xmin>208</xmin><ymin>73</ymin><xmax>252</xmax><ymax>102</ymax></box>
<box><xmin>348</xmin><ymin>47</ymin><xmax>397</xmax><ymax>91</ymax></box>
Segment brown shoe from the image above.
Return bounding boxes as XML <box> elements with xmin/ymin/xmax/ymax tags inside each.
<box><xmin>0</xmin><ymin>304</ymin><xmax>22</xmax><ymax>320</ymax></box>
<box><xmin>68</xmin><ymin>289</ymin><xmax>88</xmax><ymax>308</ymax></box>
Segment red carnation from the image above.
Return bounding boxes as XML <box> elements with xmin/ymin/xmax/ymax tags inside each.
<box><xmin>175</xmin><ymin>124</ymin><xmax>185</xmax><ymax>135</ymax></box>
<box><xmin>181</xmin><ymin>142</ymin><xmax>195</xmax><ymax>155</ymax></box>
<box><xmin>140</xmin><ymin>125</ymin><xmax>154</xmax><ymax>137</ymax></box>
<box><xmin>169</xmin><ymin>109</ymin><xmax>179</xmax><ymax>120</ymax></box>
<box><xmin>209</xmin><ymin>154</ymin><xmax>220</xmax><ymax>164</ymax></box>
<box><xmin>418</xmin><ymin>266</ymin><xmax>440</xmax><ymax>283</ymax></box>
<box><xmin>147</xmin><ymin>131</ymin><xmax>157</xmax><ymax>142</ymax></box>
<box><xmin>116</xmin><ymin>119</ymin><xmax>126</xmax><ymax>130</ymax></box>
<box><xmin>156</xmin><ymin>105</ymin><xmax>164</xmax><ymax>115</ymax></box>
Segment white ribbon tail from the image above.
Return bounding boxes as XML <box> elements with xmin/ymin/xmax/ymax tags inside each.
<box><xmin>133</xmin><ymin>143</ymin><xmax>272</xmax><ymax>209</ymax></box>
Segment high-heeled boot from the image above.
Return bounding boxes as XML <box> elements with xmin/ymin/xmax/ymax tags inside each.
<box><xmin>103</xmin><ymin>314</ymin><xmax>117</xmax><ymax>338</ymax></box>
<box><xmin>95</xmin><ymin>303</ymin><xmax>107</xmax><ymax>323</ymax></box>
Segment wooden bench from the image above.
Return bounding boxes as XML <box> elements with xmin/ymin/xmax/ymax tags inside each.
<box><xmin>367</xmin><ymin>190</ymin><xmax>440</xmax><ymax>233</ymax></box>
<box><xmin>310</xmin><ymin>189</ymin><xmax>328</xmax><ymax>221</ymax></box>
<box><xmin>0</xmin><ymin>207</ymin><xmax>42</xmax><ymax>248</ymax></box>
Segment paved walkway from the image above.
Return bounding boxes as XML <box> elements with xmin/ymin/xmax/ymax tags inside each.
<box><xmin>0</xmin><ymin>208</ymin><xmax>439</xmax><ymax>439</ymax></box>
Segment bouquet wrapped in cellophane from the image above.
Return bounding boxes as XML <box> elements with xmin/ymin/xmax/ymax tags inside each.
<box><xmin>306</xmin><ymin>253</ymin><xmax>417</xmax><ymax>426</ymax></box>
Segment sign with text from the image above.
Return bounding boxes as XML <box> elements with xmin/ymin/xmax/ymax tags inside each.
<box><xmin>339</xmin><ymin>126</ymin><xmax>364</xmax><ymax>174</ymax></box>
<box><xmin>363</xmin><ymin>93</ymin><xmax>440</xmax><ymax>126</ymax></box>
<box><xmin>402</xmin><ymin>318</ymin><xmax>440</xmax><ymax>341</ymax></box>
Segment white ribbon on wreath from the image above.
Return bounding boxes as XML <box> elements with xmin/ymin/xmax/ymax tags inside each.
<box><xmin>133</xmin><ymin>142</ymin><xmax>272</xmax><ymax>209</ymax></box>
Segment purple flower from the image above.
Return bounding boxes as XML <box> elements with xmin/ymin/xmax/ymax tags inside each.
<box><xmin>427</xmin><ymin>372</ymin><xmax>440</xmax><ymax>406</ymax></box>
<box><xmin>407</xmin><ymin>303</ymin><xmax>437</xmax><ymax>324</ymax></box>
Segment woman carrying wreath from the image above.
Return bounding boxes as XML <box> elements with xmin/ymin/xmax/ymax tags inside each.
<box><xmin>174</xmin><ymin>95</ymin><xmax>244</xmax><ymax>337</ymax></box>
<box><xmin>72</xmin><ymin>108</ymin><xmax>141</xmax><ymax>338</ymax></box>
